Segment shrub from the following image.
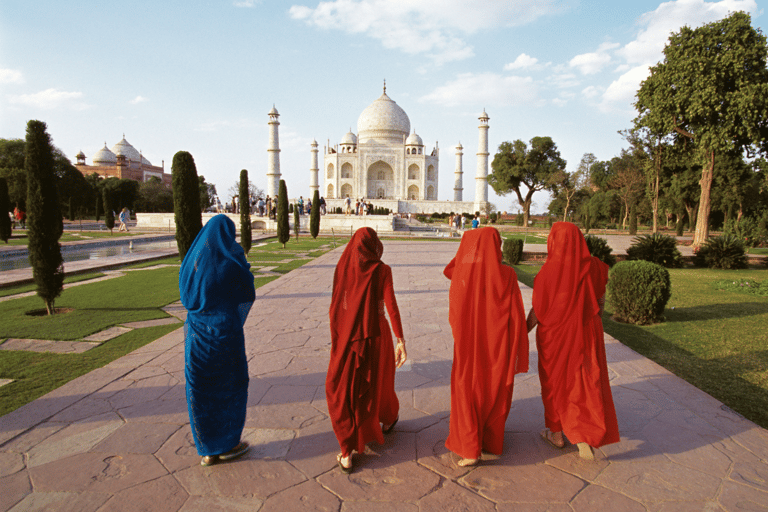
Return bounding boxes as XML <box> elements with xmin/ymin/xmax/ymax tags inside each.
<box><xmin>277</xmin><ymin>180</ymin><xmax>289</xmax><ymax>248</ymax></box>
<box><xmin>103</xmin><ymin>188</ymin><xmax>114</xmax><ymax>233</ymax></box>
<box><xmin>502</xmin><ymin>238</ymin><xmax>524</xmax><ymax>265</ymax></box>
<box><xmin>584</xmin><ymin>235</ymin><xmax>616</xmax><ymax>267</ymax></box>
<box><xmin>0</xmin><ymin>177</ymin><xmax>11</xmax><ymax>242</ymax></box>
<box><xmin>239</xmin><ymin>169</ymin><xmax>251</xmax><ymax>254</ymax></box>
<box><xmin>675</xmin><ymin>217</ymin><xmax>684</xmax><ymax>236</ymax></box>
<box><xmin>171</xmin><ymin>151</ymin><xmax>202</xmax><ymax>261</ymax></box>
<box><xmin>516</xmin><ymin>215</ymin><xmax>524</xmax><ymax>226</ymax></box>
<box><xmin>310</xmin><ymin>190</ymin><xmax>320</xmax><ymax>239</ymax></box>
<box><xmin>293</xmin><ymin>200</ymin><xmax>300</xmax><ymax>240</ymax></box>
<box><xmin>627</xmin><ymin>233</ymin><xmax>683</xmax><ymax>268</ymax></box>
<box><xmin>608</xmin><ymin>260</ymin><xmax>671</xmax><ymax>325</ymax></box>
<box><xmin>489</xmin><ymin>212</ymin><xmax>498</xmax><ymax>224</ymax></box>
<box><xmin>694</xmin><ymin>235</ymin><xmax>747</xmax><ymax>269</ymax></box>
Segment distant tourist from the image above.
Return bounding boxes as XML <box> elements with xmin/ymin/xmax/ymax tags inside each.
<box><xmin>443</xmin><ymin>227</ymin><xmax>528</xmax><ymax>466</ymax></box>
<box><xmin>179</xmin><ymin>215</ymin><xmax>255</xmax><ymax>467</ymax></box>
<box><xmin>298</xmin><ymin>196</ymin><xmax>304</xmax><ymax>216</ymax></box>
<box><xmin>345</xmin><ymin>196</ymin><xmax>352</xmax><ymax>215</ymax></box>
<box><xmin>471</xmin><ymin>215</ymin><xmax>479</xmax><ymax>229</ymax></box>
<box><xmin>326</xmin><ymin>228</ymin><xmax>407</xmax><ymax>473</ymax></box>
<box><xmin>319</xmin><ymin>196</ymin><xmax>326</xmax><ymax>215</ymax></box>
<box><xmin>13</xmin><ymin>204</ymin><xmax>25</xmax><ymax>229</ymax></box>
<box><xmin>526</xmin><ymin>222</ymin><xmax>619</xmax><ymax>460</ymax></box>
<box><xmin>118</xmin><ymin>207</ymin><xmax>130</xmax><ymax>232</ymax></box>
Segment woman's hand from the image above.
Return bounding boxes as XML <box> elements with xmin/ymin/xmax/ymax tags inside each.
<box><xmin>394</xmin><ymin>338</ymin><xmax>407</xmax><ymax>368</ymax></box>
<box><xmin>526</xmin><ymin>308</ymin><xmax>538</xmax><ymax>333</ymax></box>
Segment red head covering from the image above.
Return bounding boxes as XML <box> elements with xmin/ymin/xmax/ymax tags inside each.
<box><xmin>533</xmin><ymin>222</ymin><xmax>605</xmax><ymax>326</ymax></box>
<box><xmin>329</xmin><ymin>227</ymin><xmax>384</xmax><ymax>344</ymax></box>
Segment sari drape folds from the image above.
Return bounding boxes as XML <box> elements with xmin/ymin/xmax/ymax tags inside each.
<box><xmin>326</xmin><ymin>227</ymin><xmax>403</xmax><ymax>455</ymax></box>
<box><xmin>533</xmin><ymin>222</ymin><xmax>619</xmax><ymax>448</ymax></box>
<box><xmin>179</xmin><ymin>214</ymin><xmax>255</xmax><ymax>456</ymax></box>
<box><xmin>444</xmin><ymin>227</ymin><xmax>528</xmax><ymax>460</ymax></box>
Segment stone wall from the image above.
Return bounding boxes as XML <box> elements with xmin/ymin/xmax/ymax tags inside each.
<box><xmin>324</xmin><ymin>199</ymin><xmax>476</xmax><ymax>215</ymax></box>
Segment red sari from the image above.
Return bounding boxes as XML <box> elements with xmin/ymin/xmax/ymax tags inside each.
<box><xmin>326</xmin><ymin>228</ymin><xmax>403</xmax><ymax>456</ymax></box>
<box><xmin>533</xmin><ymin>222</ymin><xmax>619</xmax><ymax>448</ymax></box>
<box><xmin>444</xmin><ymin>227</ymin><xmax>529</xmax><ymax>460</ymax></box>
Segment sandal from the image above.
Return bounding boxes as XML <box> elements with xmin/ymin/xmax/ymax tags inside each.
<box><xmin>457</xmin><ymin>457</ymin><xmax>479</xmax><ymax>467</ymax></box>
<box><xmin>219</xmin><ymin>441</ymin><xmax>250</xmax><ymax>461</ymax></box>
<box><xmin>540</xmin><ymin>429</ymin><xmax>565</xmax><ymax>449</ymax></box>
<box><xmin>337</xmin><ymin>453</ymin><xmax>353</xmax><ymax>474</ymax></box>
<box><xmin>577</xmin><ymin>442</ymin><xmax>595</xmax><ymax>460</ymax></box>
<box><xmin>383</xmin><ymin>416</ymin><xmax>399</xmax><ymax>435</ymax></box>
<box><xmin>200</xmin><ymin>455</ymin><xmax>218</xmax><ymax>466</ymax></box>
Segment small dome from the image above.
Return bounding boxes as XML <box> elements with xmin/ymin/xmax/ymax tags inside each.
<box><xmin>269</xmin><ymin>105</ymin><xmax>279</xmax><ymax>116</ymax></box>
<box><xmin>92</xmin><ymin>143</ymin><xmax>116</xmax><ymax>165</ymax></box>
<box><xmin>76</xmin><ymin>150</ymin><xmax>86</xmax><ymax>159</ymax></box>
<box><xmin>357</xmin><ymin>90</ymin><xmax>410</xmax><ymax>144</ymax></box>
<box><xmin>406</xmin><ymin>130</ymin><xmax>423</xmax><ymax>146</ymax></box>
<box><xmin>341</xmin><ymin>130</ymin><xmax>357</xmax><ymax>145</ymax></box>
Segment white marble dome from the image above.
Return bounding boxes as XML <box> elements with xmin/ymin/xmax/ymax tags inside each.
<box><xmin>357</xmin><ymin>91</ymin><xmax>410</xmax><ymax>144</ymax></box>
<box><xmin>406</xmin><ymin>130</ymin><xmax>423</xmax><ymax>146</ymax></box>
<box><xmin>92</xmin><ymin>143</ymin><xmax>117</xmax><ymax>165</ymax></box>
<box><xmin>341</xmin><ymin>130</ymin><xmax>357</xmax><ymax>145</ymax></box>
<box><xmin>111</xmin><ymin>137</ymin><xmax>151</xmax><ymax>165</ymax></box>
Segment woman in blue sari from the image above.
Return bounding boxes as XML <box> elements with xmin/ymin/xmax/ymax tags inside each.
<box><xmin>179</xmin><ymin>214</ymin><xmax>255</xmax><ymax>466</ymax></box>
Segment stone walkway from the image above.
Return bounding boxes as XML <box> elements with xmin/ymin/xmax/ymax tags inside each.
<box><xmin>1</xmin><ymin>241</ymin><xmax>767</xmax><ymax>511</ymax></box>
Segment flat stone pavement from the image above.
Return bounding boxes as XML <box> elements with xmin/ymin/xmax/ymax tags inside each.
<box><xmin>1</xmin><ymin>241</ymin><xmax>768</xmax><ymax>512</ymax></box>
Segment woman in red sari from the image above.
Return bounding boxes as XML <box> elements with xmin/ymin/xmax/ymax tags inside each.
<box><xmin>326</xmin><ymin>227</ymin><xmax>407</xmax><ymax>473</ymax></box>
<box><xmin>444</xmin><ymin>227</ymin><xmax>528</xmax><ymax>466</ymax></box>
<box><xmin>527</xmin><ymin>222</ymin><xmax>619</xmax><ymax>460</ymax></box>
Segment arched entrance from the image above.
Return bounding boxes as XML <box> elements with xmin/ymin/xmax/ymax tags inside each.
<box><xmin>367</xmin><ymin>160</ymin><xmax>394</xmax><ymax>198</ymax></box>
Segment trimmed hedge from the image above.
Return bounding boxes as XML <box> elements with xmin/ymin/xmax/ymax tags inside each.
<box><xmin>607</xmin><ymin>260</ymin><xmax>671</xmax><ymax>325</ymax></box>
<box><xmin>627</xmin><ymin>233</ymin><xmax>683</xmax><ymax>268</ymax></box>
<box><xmin>502</xmin><ymin>238</ymin><xmax>523</xmax><ymax>265</ymax></box>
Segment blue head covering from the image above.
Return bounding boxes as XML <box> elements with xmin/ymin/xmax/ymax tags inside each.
<box><xmin>179</xmin><ymin>214</ymin><xmax>255</xmax><ymax>326</ymax></box>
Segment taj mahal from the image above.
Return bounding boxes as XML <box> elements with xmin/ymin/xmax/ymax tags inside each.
<box><xmin>266</xmin><ymin>84</ymin><xmax>490</xmax><ymax>216</ymax></box>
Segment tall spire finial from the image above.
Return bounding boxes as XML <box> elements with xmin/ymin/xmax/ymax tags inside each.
<box><xmin>383</xmin><ymin>79</ymin><xmax>386</xmax><ymax>94</ymax></box>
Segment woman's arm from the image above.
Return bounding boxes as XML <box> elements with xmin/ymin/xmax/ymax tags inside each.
<box><xmin>526</xmin><ymin>307</ymin><xmax>537</xmax><ymax>333</ymax></box>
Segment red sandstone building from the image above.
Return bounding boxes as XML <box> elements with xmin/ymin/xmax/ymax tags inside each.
<box><xmin>74</xmin><ymin>136</ymin><xmax>172</xmax><ymax>187</ymax></box>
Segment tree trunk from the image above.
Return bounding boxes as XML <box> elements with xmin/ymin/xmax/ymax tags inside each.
<box><xmin>651</xmin><ymin>173</ymin><xmax>660</xmax><ymax>233</ymax></box>
<box><xmin>693</xmin><ymin>151</ymin><xmax>715</xmax><ymax>247</ymax></box>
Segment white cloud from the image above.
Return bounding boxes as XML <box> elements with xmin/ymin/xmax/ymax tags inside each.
<box><xmin>616</xmin><ymin>0</ymin><xmax>758</xmax><ymax>67</ymax></box>
<box><xmin>8</xmin><ymin>88</ymin><xmax>87</xmax><ymax>110</ymax></box>
<box><xmin>130</xmin><ymin>96</ymin><xmax>148</xmax><ymax>104</ymax></box>
<box><xmin>581</xmin><ymin>85</ymin><xmax>601</xmax><ymax>99</ymax></box>
<box><xmin>549</xmin><ymin>72</ymin><xmax>580</xmax><ymax>89</ymax></box>
<box><xmin>599</xmin><ymin>65</ymin><xmax>651</xmax><ymax>112</ymax></box>
<box><xmin>234</xmin><ymin>0</ymin><xmax>259</xmax><ymax>6</ymax></box>
<box><xmin>504</xmin><ymin>53</ymin><xmax>539</xmax><ymax>70</ymax></box>
<box><xmin>569</xmin><ymin>41</ymin><xmax>619</xmax><ymax>75</ymax></box>
<box><xmin>420</xmin><ymin>72</ymin><xmax>537</xmax><ymax>107</ymax></box>
<box><xmin>0</xmin><ymin>68</ymin><xmax>24</xmax><ymax>84</ymax></box>
<box><xmin>289</xmin><ymin>0</ymin><xmax>566</xmax><ymax>64</ymax></box>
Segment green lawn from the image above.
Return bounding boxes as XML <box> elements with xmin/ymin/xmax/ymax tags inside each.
<box><xmin>0</xmin><ymin>236</ymin><xmax>340</xmax><ymax>417</ymax></box>
<box><xmin>512</xmin><ymin>263</ymin><xmax>768</xmax><ymax>429</ymax></box>
<box><xmin>3</xmin><ymin>230</ymin><xmax>142</xmax><ymax>246</ymax></box>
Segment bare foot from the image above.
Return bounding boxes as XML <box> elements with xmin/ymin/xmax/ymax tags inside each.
<box><xmin>577</xmin><ymin>442</ymin><xmax>595</xmax><ymax>460</ymax></box>
<box><xmin>457</xmin><ymin>457</ymin><xmax>479</xmax><ymax>467</ymax></box>
<box><xmin>337</xmin><ymin>453</ymin><xmax>353</xmax><ymax>473</ymax></box>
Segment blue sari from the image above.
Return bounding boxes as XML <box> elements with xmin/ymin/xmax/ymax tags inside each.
<box><xmin>179</xmin><ymin>215</ymin><xmax>255</xmax><ymax>456</ymax></box>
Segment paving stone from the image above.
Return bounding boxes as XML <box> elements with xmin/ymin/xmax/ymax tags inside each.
<box><xmin>117</xmin><ymin>397</ymin><xmax>189</xmax><ymax>425</ymax></box>
<box><xmin>0</xmin><ymin>469</ymin><xmax>30</xmax><ymax>511</ymax></box>
<box><xmin>460</xmin><ymin>462</ymin><xmax>585</xmax><ymax>504</ymax></box>
<box><xmin>83</xmin><ymin>326</ymin><xmax>133</xmax><ymax>342</ymax></box>
<box><xmin>240</xmin><ymin>427</ymin><xmax>295</xmax><ymax>460</ymax></box>
<box><xmin>648</xmin><ymin>501</ymin><xmax>725</xmax><ymax>511</ymax></box>
<box><xmin>96</xmin><ymin>474</ymin><xmax>188</xmax><ymax>512</ymax></box>
<box><xmin>317</xmin><ymin>460</ymin><xmax>440</xmax><ymax>501</ymax></box>
<box><xmin>593</xmin><ymin>461</ymin><xmax>722</xmax><ymax>502</ymax></box>
<box><xmin>90</xmin><ymin>423</ymin><xmax>180</xmax><ymax>454</ymax></box>
<box><xmin>717</xmin><ymin>480</ymin><xmax>768</xmax><ymax>511</ymax></box>
<box><xmin>342</xmin><ymin>502</ymin><xmax>418</xmax><ymax>512</ymax></box>
<box><xmin>418</xmin><ymin>480</ymin><xmax>496</xmax><ymax>512</ymax></box>
<box><xmin>642</xmin><ymin>420</ymin><xmax>732</xmax><ymax>478</ymax></box>
<box><xmin>48</xmin><ymin>397</ymin><xmax>114</xmax><ymax>423</ymax></box>
<box><xmin>0</xmin><ymin>451</ymin><xmax>25</xmax><ymax>477</ymax></box>
<box><xmin>260</xmin><ymin>479</ymin><xmax>341</xmax><ymax>512</ymax></box>
<box><xmin>415</xmin><ymin>419</ymin><xmax>470</xmax><ymax>480</ymax></box>
<box><xmin>121</xmin><ymin>317</ymin><xmax>181</xmax><ymax>329</ymax></box>
<box><xmin>248</xmin><ymin>350</ymin><xmax>294</xmax><ymax>375</ymax></box>
<box><xmin>29</xmin><ymin>453</ymin><xmax>168</xmax><ymax>493</ymax></box>
<box><xmin>0</xmin><ymin>338</ymin><xmax>100</xmax><ymax>354</ymax></box>
<box><xmin>496</xmin><ymin>503</ymin><xmax>573</xmax><ymax>512</ymax></box>
<box><xmin>154</xmin><ymin>426</ymin><xmax>200</xmax><ymax>473</ymax></box>
<box><xmin>0</xmin><ymin>378</ymin><xmax>13</xmax><ymax>387</ymax></box>
<box><xmin>7</xmin><ymin>491</ymin><xmax>110</xmax><ymax>512</ymax></box>
<box><xmin>178</xmin><ymin>495</ymin><xmax>264</xmax><ymax>511</ymax></box>
<box><xmin>285</xmin><ymin>420</ymin><xmax>339</xmax><ymax>478</ymax></box>
<box><xmin>174</xmin><ymin>459</ymin><xmax>307</xmax><ymax>498</ymax></box>
<box><xmin>570</xmin><ymin>484</ymin><xmax>646</xmax><ymax>512</ymax></box>
<box><xmin>27</xmin><ymin>412</ymin><xmax>124</xmax><ymax>468</ymax></box>
<box><xmin>728</xmin><ymin>460</ymin><xmax>768</xmax><ymax>493</ymax></box>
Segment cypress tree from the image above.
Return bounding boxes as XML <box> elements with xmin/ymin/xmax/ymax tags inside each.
<box><xmin>172</xmin><ymin>151</ymin><xmax>202</xmax><ymax>260</ymax></box>
<box><xmin>68</xmin><ymin>196</ymin><xmax>74</xmax><ymax>221</ymax></box>
<box><xmin>0</xmin><ymin>178</ymin><xmax>11</xmax><ymax>242</ymax></box>
<box><xmin>277</xmin><ymin>179</ymin><xmax>289</xmax><ymax>248</ymax></box>
<box><xmin>293</xmin><ymin>201</ymin><xmax>300</xmax><ymax>241</ymax></box>
<box><xmin>103</xmin><ymin>188</ymin><xmax>114</xmax><ymax>233</ymax></box>
<box><xmin>239</xmin><ymin>169</ymin><xmax>252</xmax><ymax>254</ymax></box>
<box><xmin>95</xmin><ymin>195</ymin><xmax>101</xmax><ymax>222</ymax></box>
<box><xmin>25</xmin><ymin>120</ymin><xmax>64</xmax><ymax>315</ymax></box>
<box><xmin>629</xmin><ymin>203</ymin><xmax>638</xmax><ymax>235</ymax></box>
<box><xmin>310</xmin><ymin>190</ymin><xmax>320</xmax><ymax>239</ymax></box>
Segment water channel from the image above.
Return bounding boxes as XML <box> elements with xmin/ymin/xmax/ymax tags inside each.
<box><xmin>0</xmin><ymin>236</ymin><xmax>177</xmax><ymax>272</ymax></box>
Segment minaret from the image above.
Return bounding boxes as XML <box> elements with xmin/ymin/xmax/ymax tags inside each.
<box><xmin>454</xmin><ymin>142</ymin><xmax>463</xmax><ymax>202</ymax></box>
<box><xmin>267</xmin><ymin>105</ymin><xmax>281</xmax><ymax>198</ymax></box>
<box><xmin>310</xmin><ymin>139</ymin><xmax>319</xmax><ymax>196</ymax></box>
<box><xmin>474</xmin><ymin>109</ymin><xmax>490</xmax><ymax>213</ymax></box>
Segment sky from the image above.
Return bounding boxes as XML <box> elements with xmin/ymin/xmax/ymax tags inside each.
<box><xmin>1</xmin><ymin>0</ymin><xmax>765</xmax><ymax>213</ymax></box>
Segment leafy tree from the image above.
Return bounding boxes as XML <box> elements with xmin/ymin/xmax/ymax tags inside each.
<box><xmin>227</xmin><ymin>180</ymin><xmax>264</xmax><ymax>206</ymax></box>
<box><xmin>277</xmin><ymin>179</ymin><xmax>289</xmax><ymax>248</ymax></box>
<box><xmin>199</xmin><ymin>175</ymin><xmax>217</xmax><ymax>212</ymax></box>
<box><xmin>608</xmin><ymin>150</ymin><xmax>645</xmax><ymax>229</ymax></box>
<box><xmin>25</xmin><ymin>121</ymin><xmax>64</xmax><ymax>315</ymax></box>
<box><xmin>634</xmin><ymin>12</ymin><xmax>768</xmax><ymax>246</ymax></box>
<box><xmin>172</xmin><ymin>151</ymin><xmax>202</xmax><ymax>260</ymax></box>
<box><xmin>550</xmin><ymin>152</ymin><xmax>594</xmax><ymax>221</ymax></box>
<box><xmin>293</xmin><ymin>200</ymin><xmax>300</xmax><ymax>240</ymax></box>
<box><xmin>310</xmin><ymin>189</ymin><xmax>320</xmax><ymax>238</ymax></box>
<box><xmin>136</xmin><ymin>177</ymin><xmax>173</xmax><ymax>212</ymax></box>
<box><xmin>103</xmin><ymin>188</ymin><xmax>115</xmax><ymax>233</ymax></box>
<box><xmin>239</xmin><ymin>169</ymin><xmax>252</xmax><ymax>254</ymax></box>
<box><xmin>489</xmin><ymin>137</ymin><xmax>566</xmax><ymax>227</ymax></box>
<box><xmin>0</xmin><ymin>177</ymin><xmax>11</xmax><ymax>242</ymax></box>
